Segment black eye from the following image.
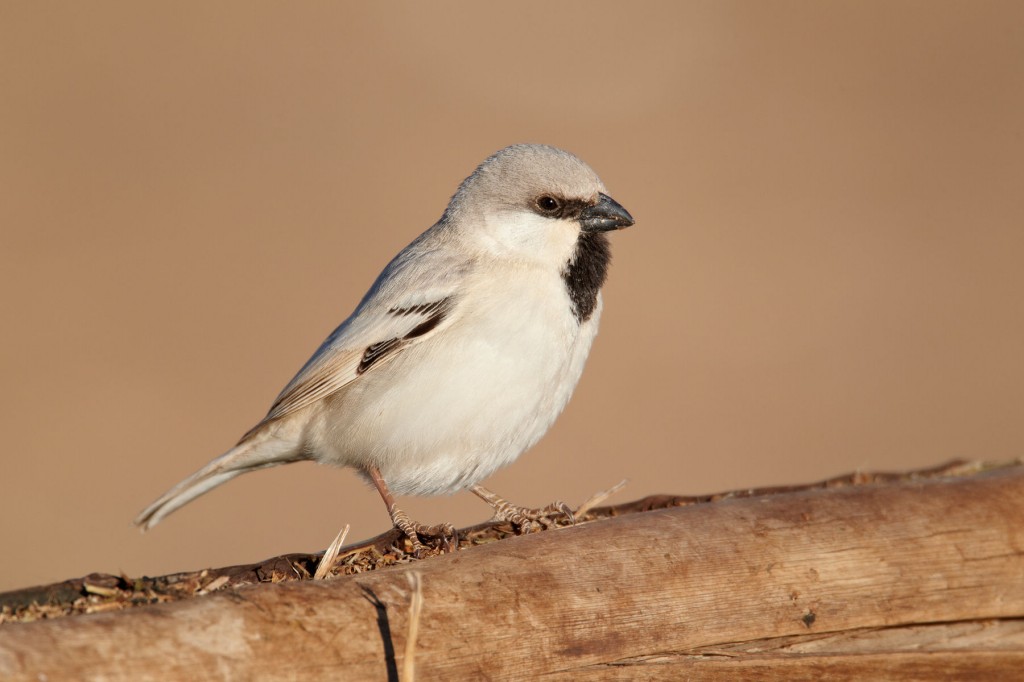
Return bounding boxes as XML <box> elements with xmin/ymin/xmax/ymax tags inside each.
<box><xmin>536</xmin><ymin>195</ymin><xmax>561</xmax><ymax>214</ymax></box>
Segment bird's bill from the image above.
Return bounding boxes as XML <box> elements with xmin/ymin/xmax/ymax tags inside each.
<box><xmin>579</xmin><ymin>192</ymin><xmax>635</xmax><ymax>232</ymax></box>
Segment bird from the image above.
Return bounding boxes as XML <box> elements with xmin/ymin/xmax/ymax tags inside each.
<box><xmin>134</xmin><ymin>143</ymin><xmax>634</xmax><ymax>553</ymax></box>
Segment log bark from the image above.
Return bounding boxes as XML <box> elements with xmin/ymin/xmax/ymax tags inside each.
<box><xmin>1</xmin><ymin>462</ymin><xmax>1023</xmax><ymax>680</ymax></box>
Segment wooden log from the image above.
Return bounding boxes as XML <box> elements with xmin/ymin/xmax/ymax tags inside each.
<box><xmin>1</xmin><ymin>463</ymin><xmax>1022</xmax><ymax>680</ymax></box>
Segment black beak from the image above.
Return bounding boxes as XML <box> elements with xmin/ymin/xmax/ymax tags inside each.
<box><xmin>579</xmin><ymin>193</ymin><xmax>635</xmax><ymax>232</ymax></box>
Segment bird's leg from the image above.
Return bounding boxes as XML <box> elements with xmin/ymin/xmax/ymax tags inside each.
<box><xmin>367</xmin><ymin>465</ymin><xmax>456</xmax><ymax>555</ymax></box>
<box><xmin>470</xmin><ymin>485</ymin><xmax>575</xmax><ymax>532</ymax></box>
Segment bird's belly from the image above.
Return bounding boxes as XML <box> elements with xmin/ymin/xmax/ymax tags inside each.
<box><xmin>310</xmin><ymin>303</ymin><xmax>596</xmax><ymax>495</ymax></box>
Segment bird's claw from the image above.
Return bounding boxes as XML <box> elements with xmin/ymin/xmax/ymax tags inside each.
<box><xmin>391</xmin><ymin>510</ymin><xmax>457</xmax><ymax>556</ymax></box>
<box><xmin>493</xmin><ymin>499</ymin><xmax>575</xmax><ymax>532</ymax></box>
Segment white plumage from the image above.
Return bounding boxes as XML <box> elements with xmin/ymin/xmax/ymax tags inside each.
<box><xmin>135</xmin><ymin>144</ymin><xmax>634</xmax><ymax>549</ymax></box>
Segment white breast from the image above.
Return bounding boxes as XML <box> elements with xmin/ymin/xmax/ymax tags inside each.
<box><xmin>308</xmin><ymin>267</ymin><xmax>602</xmax><ymax>496</ymax></box>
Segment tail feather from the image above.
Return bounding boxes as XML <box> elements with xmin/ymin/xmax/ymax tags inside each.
<box><xmin>134</xmin><ymin>437</ymin><xmax>300</xmax><ymax>531</ymax></box>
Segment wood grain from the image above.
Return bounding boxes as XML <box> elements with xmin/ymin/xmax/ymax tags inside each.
<box><xmin>1</xmin><ymin>465</ymin><xmax>1022</xmax><ymax>680</ymax></box>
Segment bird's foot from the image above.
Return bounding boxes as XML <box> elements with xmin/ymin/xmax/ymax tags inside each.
<box><xmin>389</xmin><ymin>507</ymin><xmax>457</xmax><ymax>556</ymax></box>
<box><xmin>471</xmin><ymin>485</ymin><xmax>575</xmax><ymax>533</ymax></box>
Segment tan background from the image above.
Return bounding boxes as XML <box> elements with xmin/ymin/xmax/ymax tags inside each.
<box><xmin>2</xmin><ymin>2</ymin><xmax>1023</xmax><ymax>592</ymax></box>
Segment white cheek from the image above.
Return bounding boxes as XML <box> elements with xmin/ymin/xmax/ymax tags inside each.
<box><xmin>481</xmin><ymin>210</ymin><xmax>580</xmax><ymax>266</ymax></box>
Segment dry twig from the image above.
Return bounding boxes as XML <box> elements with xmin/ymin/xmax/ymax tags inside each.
<box><xmin>404</xmin><ymin>571</ymin><xmax>424</xmax><ymax>682</ymax></box>
<box><xmin>313</xmin><ymin>524</ymin><xmax>351</xmax><ymax>580</ymax></box>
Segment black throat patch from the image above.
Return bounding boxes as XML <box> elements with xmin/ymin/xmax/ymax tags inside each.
<box><xmin>563</xmin><ymin>232</ymin><xmax>611</xmax><ymax>323</ymax></box>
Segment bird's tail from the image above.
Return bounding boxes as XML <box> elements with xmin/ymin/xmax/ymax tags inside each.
<box><xmin>134</xmin><ymin>435</ymin><xmax>301</xmax><ymax>531</ymax></box>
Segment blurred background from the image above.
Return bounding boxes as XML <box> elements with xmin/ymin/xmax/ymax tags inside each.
<box><xmin>2</xmin><ymin>2</ymin><xmax>1022</xmax><ymax>592</ymax></box>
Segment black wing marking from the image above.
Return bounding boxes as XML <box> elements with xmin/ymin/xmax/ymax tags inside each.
<box><xmin>387</xmin><ymin>299</ymin><xmax>449</xmax><ymax>317</ymax></box>
<box><xmin>356</xmin><ymin>297</ymin><xmax>452</xmax><ymax>374</ymax></box>
<box><xmin>357</xmin><ymin>338</ymin><xmax>402</xmax><ymax>374</ymax></box>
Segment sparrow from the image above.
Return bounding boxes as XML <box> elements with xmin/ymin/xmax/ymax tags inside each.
<box><xmin>135</xmin><ymin>144</ymin><xmax>634</xmax><ymax>553</ymax></box>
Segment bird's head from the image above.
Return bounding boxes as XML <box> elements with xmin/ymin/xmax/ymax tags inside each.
<box><xmin>443</xmin><ymin>144</ymin><xmax>634</xmax><ymax>268</ymax></box>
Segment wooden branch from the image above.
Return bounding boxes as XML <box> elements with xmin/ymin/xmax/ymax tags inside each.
<box><xmin>1</xmin><ymin>461</ymin><xmax>1023</xmax><ymax>680</ymax></box>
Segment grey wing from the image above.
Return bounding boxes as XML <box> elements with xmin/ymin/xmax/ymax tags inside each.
<box><xmin>268</xmin><ymin>296</ymin><xmax>455</xmax><ymax>418</ymax></box>
<box><xmin>238</xmin><ymin>242</ymin><xmax>469</xmax><ymax>442</ymax></box>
